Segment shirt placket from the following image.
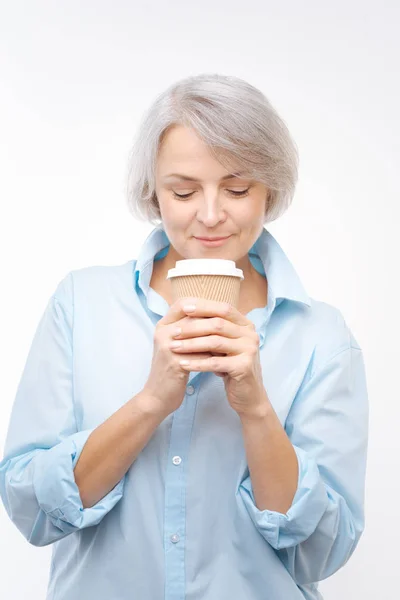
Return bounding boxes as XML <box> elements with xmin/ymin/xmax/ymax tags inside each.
<box><xmin>164</xmin><ymin>376</ymin><xmax>200</xmax><ymax>600</ymax></box>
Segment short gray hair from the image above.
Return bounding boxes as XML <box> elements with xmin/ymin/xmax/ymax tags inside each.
<box><xmin>126</xmin><ymin>73</ymin><xmax>299</xmax><ymax>225</ymax></box>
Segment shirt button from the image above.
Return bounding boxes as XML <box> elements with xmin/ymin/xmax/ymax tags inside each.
<box><xmin>170</xmin><ymin>534</ymin><xmax>180</xmax><ymax>544</ymax></box>
<box><xmin>186</xmin><ymin>385</ymin><xmax>195</xmax><ymax>395</ymax></box>
<box><xmin>172</xmin><ymin>456</ymin><xmax>182</xmax><ymax>465</ymax></box>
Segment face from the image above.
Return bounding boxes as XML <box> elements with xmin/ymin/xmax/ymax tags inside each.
<box><xmin>154</xmin><ymin>124</ymin><xmax>269</xmax><ymax>276</ymax></box>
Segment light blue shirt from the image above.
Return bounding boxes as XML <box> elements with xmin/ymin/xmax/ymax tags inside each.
<box><xmin>0</xmin><ymin>225</ymin><xmax>369</xmax><ymax>600</ymax></box>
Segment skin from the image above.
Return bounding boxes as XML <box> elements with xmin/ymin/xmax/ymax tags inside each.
<box><xmin>151</xmin><ymin>124</ymin><xmax>269</xmax><ymax>312</ymax></box>
<box><xmin>148</xmin><ymin>125</ymin><xmax>298</xmax><ymax>513</ymax></box>
<box><xmin>74</xmin><ymin>126</ymin><xmax>297</xmax><ymax>514</ymax></box>
<box><xmin>167</xmin><ymin>298</ymin><xmax>299</xmax><ymax>513</ymax></box>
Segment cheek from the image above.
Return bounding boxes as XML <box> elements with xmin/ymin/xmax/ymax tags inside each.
<box><xmin>160</xmin><ymin>207</ymin><xmax>193</xmax><ymax>243</ymax></box>
<box><xmin>159</xmin><ymin>200</ymin><xmax>187</xmax><ymax>225</ymax></box>
<box><xmin>238</xmin><ymin>202</ymin><xmax>266</xmax><ymax>226</ymax></box>
<box><xmin>167</xmin><ymin>210</ymin><xmax>192</xmax><ymax>229</ymax></box>
<box><xmin>234</xmin><ymin>207</ymin><xmax>261</xmax><ymax>227</ymax></box>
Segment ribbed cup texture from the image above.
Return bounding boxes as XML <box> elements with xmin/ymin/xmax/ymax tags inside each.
<box><xmin>170</xmin><ymin>275</ymin><xmax>241</xmax><ymax>307</ymax></box>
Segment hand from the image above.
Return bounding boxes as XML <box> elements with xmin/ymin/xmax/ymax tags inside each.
<box><xmin>142</xmin><ymin>298</ymin><xmax>217</xmax><ymax>417</ymax></box>
<box><xmin>168</xmin><ymin>297</ymin><xmax>270</xmax><ymax>418</ymax></box>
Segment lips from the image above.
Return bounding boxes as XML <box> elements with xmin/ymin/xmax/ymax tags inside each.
<box><xmin>195</xmin><ymin>236</ymin><xmax>230</xmax><ymax>241</ymax></box>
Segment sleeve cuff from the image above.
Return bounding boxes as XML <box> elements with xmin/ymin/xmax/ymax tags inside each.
<box><xmin>239</xmin><ymin>444</ymin><xmax>329</xmax><ymax>549</ymax></box>
<box><xmin>32</xmin><ymin>429</ymin><xmax>125</xmax><ymax>532</ymax></box>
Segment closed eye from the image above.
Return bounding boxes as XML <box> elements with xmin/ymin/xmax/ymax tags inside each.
<box><xmin>172</xmin><ymin>189</ymin><xmax>250</xmax><ymax>199</ymax></box>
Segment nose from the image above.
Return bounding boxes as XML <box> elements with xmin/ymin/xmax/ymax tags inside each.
<box><xmin>196</xmin><ymin>190</ymin><xmax>227</xmax><ymax>227</ymax></box>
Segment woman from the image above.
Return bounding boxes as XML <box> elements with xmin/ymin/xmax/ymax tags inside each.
<box><xmin>0</xmin><ymin>73</ymin><xmax>368</xmax><ymax>600</ymax></box>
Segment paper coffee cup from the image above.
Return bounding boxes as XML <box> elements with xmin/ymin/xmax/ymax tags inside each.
<box><xmin>166</xmin><ymin>258</ymin><xmax>244</xmax><ymax>308</ymax></box>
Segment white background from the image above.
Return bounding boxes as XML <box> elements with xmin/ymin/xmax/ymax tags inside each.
<box><xmin>0</xmin><ymin>1</ymin><xmax>398</xmax><ymax>598</ymax></box>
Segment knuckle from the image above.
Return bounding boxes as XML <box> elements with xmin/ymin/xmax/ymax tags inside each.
<box><xmin>214</xmin><ymin>317</ymin><xmax>224</xmax><ymax>330</ymax></box>
<box><xmin>211</xmin><ymin>355</ymin><xmax>220</xmax><ymax>369</ymax></box>
<box><xmin>174</xmin><ymin>355</ymin><xmax>185</xmax><ymax>368</ymax></box>
<box><xmin>223</xmin><ymin>303</ymin><xmax>232</xmax><ymax>315</ymax></box>
<box><xmin>212</xmin><ymin>335</ymin><xmax>224</xmax><ymax>352</ymax></box>
<box><xmin>249</xmin><ymin>343</ymin><xmax>258</xmax><ymax>356</ymax></box>
<box><xmin>176</xmin><ymin>368</ymin><xmax>187</xmax><ymax>381</ymax></box>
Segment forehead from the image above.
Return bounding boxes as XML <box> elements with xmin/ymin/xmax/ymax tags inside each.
<box><xmin>157</xmin><ymin>126</ymin><xmax>246</xmax><ymax>181</ymax></box>
<box><xmin>161</xmin><ymin>172</ymin><xmax>243</xmax><ymax>182</ymax></box>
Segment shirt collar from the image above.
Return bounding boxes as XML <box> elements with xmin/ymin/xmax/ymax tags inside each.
<box><xmin>134</xmin><ymin>226</ymin><xmax>311</xmax><ymax>308</ymax></box>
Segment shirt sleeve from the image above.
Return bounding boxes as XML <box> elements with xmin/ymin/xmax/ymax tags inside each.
<box><xmin>0</xmin><ymin>273</ymin><xmax>125</xmax><ymax>547</ymax></box>
<box><xmin>239</xmin><ymin>341</ymin><xmax>369</xmax><ymax>584</ymax></box>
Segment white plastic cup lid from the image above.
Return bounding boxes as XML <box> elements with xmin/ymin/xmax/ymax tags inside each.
<box><xmin>166</xmin><ymin>258</ymin><xmax>244</xmax><ymax>280</ymax></box>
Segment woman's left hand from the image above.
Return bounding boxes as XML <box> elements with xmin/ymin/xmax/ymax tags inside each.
<box><xmin>169</xmin><ymin>298</ymin><xmax>270</xmax><ymax>418</ymax></box>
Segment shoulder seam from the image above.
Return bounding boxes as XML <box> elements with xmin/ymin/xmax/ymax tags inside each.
<box><xmin>311</xmin><ymin>343</ymin><xmax>362</xmax><ymax>380</ymax></box>
<box><xmin>52</xmin><ymin>271</ymin><xmax>74</xmax><ymax>318</ymax></box>
<box><xmin>52</xmin><ymin>295</ymin><xmax>73</xmax><ymax>319</ymax></box>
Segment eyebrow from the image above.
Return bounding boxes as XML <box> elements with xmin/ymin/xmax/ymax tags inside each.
<box><xmin>162</xmin><ymin>172</ymin><xmax>243</xmax><ymax>182</ymax></box>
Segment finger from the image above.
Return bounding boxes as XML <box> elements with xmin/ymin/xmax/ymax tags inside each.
<box><xmin>170</xmin><ymin>335</ymin><xmax>243</xmax><ymax>356</ymax></box>
<box><xmin>172</xmin><ymin>316</ymin><xmax>241</xmax><ymax>340</ymax></box>
<box><xmin>180</xmin><ymin>297</ymin><xmax>249</xmax><ymax>326</ymax></box>
<box><xmin>178</xmin><ymin>354</ymin><xmax>233</xmax><ymax>374</ymax></box>
<box><xmin>158</xmin><ymin>297</ymin><xmax>204</xmax><ymax>327</ymax></box>
<box><xmin>183</xmin><ymin>351</ymin><xmax>215</xmax><ymax>361</ymax></box>
<box><xmin>175</xmin><ymin>351</ymin><xmax>215</xmax><ymax>372</ymax></box>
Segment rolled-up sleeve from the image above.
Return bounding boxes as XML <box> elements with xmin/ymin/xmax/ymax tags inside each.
<box><xmin>239</xmin><ymin>342</ymin><xmax>369</xmax><ymax>584</ymax></box>
<box><xmin>0</xmin><ymin>273</ymin><xmax>125</xmax><ymax>547</ymax></box>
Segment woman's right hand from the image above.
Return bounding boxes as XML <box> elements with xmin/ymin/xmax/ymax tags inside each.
<box><xmin>142</xmin><ymin>298</ymin><xmax>213</xmax><ymax>417</ymax></box>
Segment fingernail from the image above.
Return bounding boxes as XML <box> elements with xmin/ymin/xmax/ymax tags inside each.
<box><xmin>173</xmin><ymin>327</ymin><xmax>182</xmax><ymax>336</ymax></box>
<box><xmin>170</xmin><ymin>340</ymin><xmax>182</xmax><ymax>348</ymax></box>
<box><xmin>183</xmin><ymin>304</ymin><xmax>196</xmax><ymax>312</ymax></box>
